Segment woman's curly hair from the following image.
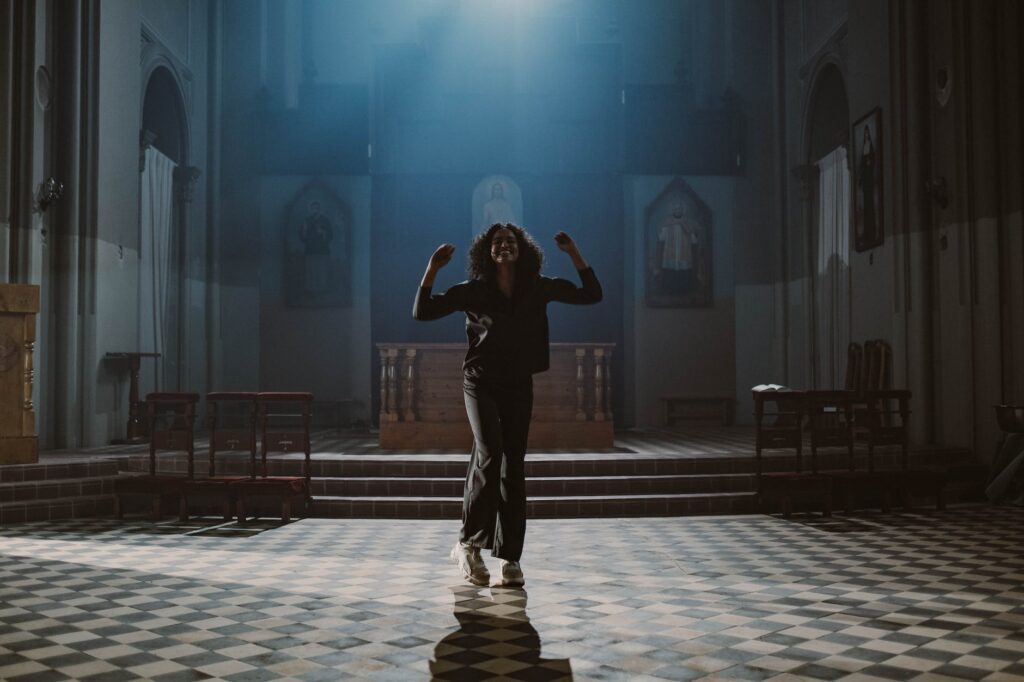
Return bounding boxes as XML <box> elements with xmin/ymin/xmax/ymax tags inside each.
<box><xmin>467</xmin><ymin>223</ymin><xmax>544</xmax><ymax>282</ymax></box>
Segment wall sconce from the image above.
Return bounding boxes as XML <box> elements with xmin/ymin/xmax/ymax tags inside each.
<box><xmin>174</xmin><ymin>166</ymin><xmax>202</xmax><ymax>203</ymax></box>
<box><xmin>37</xmin><ymin>177</ymin><xmax>64</xmax><ymax>212</ymax></box>
<box><xmin>935</xmin><ymin>66</ymin><xmax>952</xmax><ymax>108</ymax></box>
<box><xmin>925</xmin><ymin>176</ymin><xmax>949</xmax><ymax>209</ymax></box>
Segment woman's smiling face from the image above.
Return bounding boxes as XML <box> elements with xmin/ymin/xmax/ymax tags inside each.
<box><xmin>490</xmin><ymin>227</ymin><xmax>519</xmax><ymax>265</ymax></box>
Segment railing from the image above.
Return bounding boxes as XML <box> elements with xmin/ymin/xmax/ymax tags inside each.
<box><xmin>374</xmin><ymin>342</ymin><xmax>615</xmax><ymax>449</ymax></box>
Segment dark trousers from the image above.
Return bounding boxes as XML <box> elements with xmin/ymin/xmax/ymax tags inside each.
<box><xmin>460</xmin><ymin>375</ymin><xmax>533</xmax><ymax>561</ymax></box>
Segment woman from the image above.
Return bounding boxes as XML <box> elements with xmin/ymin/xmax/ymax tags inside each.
<box><xmin>413</xmin><ymin>223</ymin><xmax>602</xmax><ymax>587</ymax></box>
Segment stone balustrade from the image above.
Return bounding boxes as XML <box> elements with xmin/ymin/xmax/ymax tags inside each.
<box><xmin>376</xmin><ymin>342</ymin><xmax>615</xmax><ymax>449</ymax></box>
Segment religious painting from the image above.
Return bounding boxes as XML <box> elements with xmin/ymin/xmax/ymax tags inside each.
<box><xmin>471</xmin><ymin>176</ymin><xmax>523</xmax><ymax>236</ymax></box>
<box><xmin>645</xmin><ymin>177</ymin><xmax>712</xmax><ymax>307</ymax></box>
<box><xmin>284</xmin><ymin>179</ymin><xmax>350</xmax><ymax>307</ymax></box>
<box><xmin>852</xmin><ymin>108</ymin><xmax>883</xmax><ymax>251</ymax></box>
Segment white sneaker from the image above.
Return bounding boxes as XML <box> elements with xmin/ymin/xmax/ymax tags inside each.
<box><xmin>500</xmin><ymin>559</ymin><xmax>524</xmax><ymax>587</ymax></box>
<box><xmin>450</xmin><ymin>542</ymin><xmax>490</xmax><ymax>586</ymax></box>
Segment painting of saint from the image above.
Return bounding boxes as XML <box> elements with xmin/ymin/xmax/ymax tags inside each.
<box><xmin>483</xmin><ymin>182</ymin><xmax>516</xmax><ymax>226</ymax></box>
<box><xmin>471</xmin><ymin>176</ymin><xmax>522</xmax><ymax>236</ymax></box>
<box><xmin>645</xmin><ymin>178</ymin><xmax>712</xmax><ymax>307</ymax></box>
<box><xmin>284</xmin><ymin>180</ymin><xmax>350</xmax><ymax>307</ymax></box>
<box><xmin>853</xmin><ymin>108</ymin><xmax>883</xmax><ymax>251</ymax></box>
<box><xmin>298</xmin><ymin>200</ymin><xmax>334</xmax><ymax>294</ymax></box>
<box><xmin>653</xmin><ymin>201</ymin><xmax>703</xmax><ymax>296</ymax></box>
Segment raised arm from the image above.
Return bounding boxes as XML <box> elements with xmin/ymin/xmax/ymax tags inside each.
<box><xmin>544</xmin><ymin>232</ymin><xmax>603</xmax><ymax>304</ymax></box>
<box><xmin>412</xmin><ymin>244</ymin><xmax>470</xmax><ymax>320</ymax></box>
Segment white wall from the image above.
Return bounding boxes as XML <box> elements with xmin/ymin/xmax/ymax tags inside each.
<box><xmin>90</xmin><ymin>1</ymin><xmax>144</xmax><ymax>444</ymax></box>
<box><xmin>77</xmin><ymin>0</ymin><xmax>212</xmax><ymax>446</ymax></box>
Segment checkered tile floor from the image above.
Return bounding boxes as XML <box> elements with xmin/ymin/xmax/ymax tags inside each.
<box><xmin>1</xmin><ymin>507</ymin><xmax>1022</xmax><ymax>681</ymax></box>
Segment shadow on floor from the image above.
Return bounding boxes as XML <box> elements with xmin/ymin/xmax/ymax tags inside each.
<box><xmin>431</xmin><ymin>585</ymin><xmax>572</xmax><ymax>681</ymax></box>
<box><xmin>784</xmin><ymin>507</ymin><xmax>978</xmax><ymax>533</ymax></box>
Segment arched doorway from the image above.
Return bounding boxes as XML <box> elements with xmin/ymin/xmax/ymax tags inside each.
<box><xmin>804</xmin><ymin>62</ymin><xmax>851</xmax><ymax>389</ymax></box>
<box><xmin>140</xmin><ymin>65</ymin><xmax>189</xmax><ymax>394</ymax></box>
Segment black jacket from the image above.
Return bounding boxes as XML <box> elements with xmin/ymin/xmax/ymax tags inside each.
<box><xmin>413</xmin><ymin>267</ymin><xmax>602</xmax><ymax>380</ymax></box>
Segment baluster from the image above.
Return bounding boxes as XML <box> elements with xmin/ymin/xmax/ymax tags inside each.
<box><xmin>385</xmin><ymin>349</ymin><xmax>399</xmax><ymax>421</ymax></box>
<box><xmin>575</xmin><ymin>348</ymin><xmax>586</xmax><ymax>421</ymax></box>
<box><xmin>602</xmin><ymin>348</ymin><xmax>610</xmax><ymax>421</ymax></box>
<box><xmin>403</xmin><ymin>349</ymin><xmax>417</xmax><ymax>422</ymax></box>
<box><xmin>593</xmin><ymin>349</ymin><xmax>605</xmax><ymax>422</ymax></box>
<box><xmin>379</xmin><ymin>348</ymin><xmax>389</xmax><ymax>423</ymax></box>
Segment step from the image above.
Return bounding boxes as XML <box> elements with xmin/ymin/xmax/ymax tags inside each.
<box><xmin>122</xmin><ymin>448</ymin><xmax>974</xmax><ymax>479</ymax></box>
<box><xmin>0</xmin><ymin>495</ymin><xmax>116</xmax><ymax>525</ymax></box>
<box><xmin>309</xmin><ymin>474</ymin><xmax>756</xmax><ymax>498</ymax></box>
<box><xmin>311</xmin><ymin>492</ymin><xmax>759</xmax><ymax>519</ymax></box>
<box><xmin>0</xmin><ymin>476</ymin><xmax>119</xmax><ymax>504</ymax></box>
<box><xmin>0</xmin><ymin>460</ymin><xmax>120</xmax><ymax>483</ymax></box>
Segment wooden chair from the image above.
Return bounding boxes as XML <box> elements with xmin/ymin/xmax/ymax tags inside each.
<box><xmin>178</xmin><ymin>393</ymin><xmax>258</xmax><ymax>522</ymax></box>
<box><xmin>844</xmin><ymin>342</ymin><xmax>864</xmax><ymax>394</ymax></box>
<box><xmin>853</xmin><ymin>389</ymin><xmax>945</xmax><ymax>510</ymax></box>
<box><xmin>809</xmin><ymin>390</ymin><xmax>892</xmax><ymax>513</ymax></box>
<box><xmin>114</xmin><ymin>393</ymin><xmax>198</xmax><ymax>521</ymax></box>
<box><xmin>753</xmin><ymin>389</ymin><xmax>832</xmax><ymax>517</ymax></box>
<box><xmin>231</xmin><ymin>392</ymin><xmax>313</xmax><ymax>523</ymax></box>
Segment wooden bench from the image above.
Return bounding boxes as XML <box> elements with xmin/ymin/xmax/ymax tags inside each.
<box><xmin>177</xmin><ymin>392</ymin><xmax>259</xmax><ymax>522</ymax></box>
<box><xmin>232</xmin><ymin>392</ymin><xmax>313</xmax><ymax>523</ymax></box>
<box><xmin>661</xmin><ymin>396</ymin><xmax>733</xmax><ymax>426</ymax></box>
<box><xmin>114</xmin><ymin>393</ymin><xmax>197</xmax><ymax>521</ymax></box>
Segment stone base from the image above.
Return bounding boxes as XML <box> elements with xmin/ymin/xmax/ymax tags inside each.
<box><xmin>0</xmin><ymin>437</ymin><xmax>38</xmax><ymax>465</ymax></box>
<box><xmin>379</xmin><ymin>421</ymin><xmax>614</xmax><ymax>450</ymax></box>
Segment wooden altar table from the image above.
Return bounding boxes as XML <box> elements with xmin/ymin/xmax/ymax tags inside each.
<box><xmin>376</xmin><ymin>342</ymin><xmax>615</xmax><ymax>449</ymax></box>
<box><xmin>104</xmin><ymin>352</ymin><xmax>161</xmax><ymax>442</ymax></box>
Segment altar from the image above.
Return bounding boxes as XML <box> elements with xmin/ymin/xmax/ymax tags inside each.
<box><xmin>376</xmin><ymin>342</ymin><xmax>615</xmax><ymax>449</ymax></box>
<box><xmin>0</xmin><ymin>284</ymin><xmax>39</xmax><ymax>464</ymax></box>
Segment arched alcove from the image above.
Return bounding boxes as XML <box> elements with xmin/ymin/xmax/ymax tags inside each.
<box><xmin>803</xmin><ymin>61</ymin><xmax>851</xmax><ymax>389</ymax></box>
<box><xmin>805</xmin><ymin>63</ymin><xmax>850</xmax><ymax>163</ymax></box>
<box><xmin>142</xmin><ymin>65</ymin><xmax>188</xmax><ymax>164</ymax></box>
<box><xmin>140</xmin><ymin>63</ymin><xmax>190</xmax><ymax>393</ymax></box>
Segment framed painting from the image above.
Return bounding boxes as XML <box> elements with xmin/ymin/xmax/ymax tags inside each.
<box><xmin>852</xmin><ymin>108</ymin><xmax>883</xmax><ymax>251</ymax></box>
<box><xmin>283</xmin><ymin>179</ymin><xmax>351</xmax><ymax>307</ymax></box>
<box><xmin>645</xmin><ymin>177</ymin><xmax>713</xmax><ymax>307</ymax></box>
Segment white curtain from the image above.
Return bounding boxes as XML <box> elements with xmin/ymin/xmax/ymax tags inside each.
<box><xmin>139</xmin><ymin>146</ymin><xmax>176</xmax><ymax>393</ymax></box>
<box><xmin>814</xmin><ymin>146</ymin><xmax>851</xmax><ymax>389</ymax></box>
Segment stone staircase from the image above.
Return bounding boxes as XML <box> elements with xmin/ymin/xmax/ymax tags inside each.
<box><xmin>0</xmin><ymin>426</ymin><xmax>988</xmax><ymax>525</ymax></box>
<box><xmin>112</xmin><ymin>444</ymin><xmax>986</xmax><ymax>519</ymax></box>
<box><xmin>0</xmin><ymin>459</ymin><xmax>118</xmax><ymax>525</ymax></box>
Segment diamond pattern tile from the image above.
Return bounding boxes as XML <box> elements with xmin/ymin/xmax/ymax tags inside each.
<box><xmin>0</xmin><ymin>507</ymin><xmax>1021</xmax><ymax>680</ymax></box>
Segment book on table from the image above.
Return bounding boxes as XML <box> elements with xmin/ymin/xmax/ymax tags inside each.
<box><xmin>751</xmin><ymin>384</ymin><xmax>794</xmax><ymax>392</ymax></box>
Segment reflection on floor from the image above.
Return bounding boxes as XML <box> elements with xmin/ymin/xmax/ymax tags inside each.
<box><xmin>1</xmin><ymin>507</ymin><xmax>1022</xmax><ymax>681</ymax></box>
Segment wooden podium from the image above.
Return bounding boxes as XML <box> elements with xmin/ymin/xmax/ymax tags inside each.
<box><xmin>0</xmin><ymin>284</ymin><xmax>39</xmax><ymax>464</ymax></box>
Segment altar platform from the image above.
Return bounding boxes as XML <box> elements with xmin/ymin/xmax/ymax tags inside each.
<box><xmin>0</xmin><ymin>426</ymin><xmax>984</xmax><ymax>524</ymax></box>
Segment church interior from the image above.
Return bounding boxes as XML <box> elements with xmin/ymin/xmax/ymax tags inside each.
<box><xmin>1</xmin><ymin>1</ymin><xmax>1023</xmax><ymax>680</ymax></box>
